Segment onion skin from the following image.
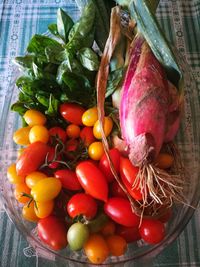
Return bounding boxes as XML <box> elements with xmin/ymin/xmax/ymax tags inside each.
<box><xmin>120</xmin><ymin>40</ymin><xmax>170</xmax><ymax>166</ymax></box>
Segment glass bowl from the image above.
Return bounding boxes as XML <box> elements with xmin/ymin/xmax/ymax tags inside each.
<box><xmin>0</xmin><ymin>7</ymin><xmax>200</xmax><ymax>267</ymax></box>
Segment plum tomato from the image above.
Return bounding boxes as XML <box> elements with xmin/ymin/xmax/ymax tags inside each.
<box><xmin>67</xmin><ymin>193</ymin><xmax>97</xmax><ymax>220</ymax></box>
<box><xmin>93</xmin><ymin>117</ymin><xmax>113</xmax><ymax>139</ymax></box>
<box><xmin>110</xmin><ymin>180</ymin><xmax>127</xmax><ymax>198</ymax></box>
<box><xmin>54</xmin><ymin>169</ymin><xmax>82</xmax><ymax>191</ymax></box>
<box><xmin>80</xmin><ymin>127</ymin><xmax>96</xmax><ymax>146</ymax></box>
<box><xmin>116</xmin><ymin>225</ymin><xmax>141</xmax><ymax>243</ymax></box>
<box><xmin>66</xmin><ymin>124</ymin><xmax>80</xmax><ymax>139</ymax></box>
<box><xmin>139</xmin><ymin>219</ymin><xmax>165</xmax><ymax>244</ymax></box>
<box><xmin>88</xmin><ymin>142</ymin><xmax>104</xmax><ymax>161</ymax></box>
<box><xmin>99</xmin><ymin>148</ymin><xmax>120</xmax><ymax>183</ymax></box>
<box><xmin>37</xmin><ymin>215</ymin><xmax>67</xmax><ymax>250</ymax></box>
<box><xmin>16</xmin><ymin>141</ymin><xmax>49</xmax><ymax>176</ymax></box>
<box><xmin>23</xmin><ymin>109</ymin><xmax>47</xmax><ymax>126</ymax></box>
<box><xmin>76</xmin><ymin>161</ymin><xmax>108</xmax><ymax>202</ymax></box>
<box><xmin>106</xmin><ymin>235</ymin><xmax>127</xmax><ymax>256</ymax></box>
<box><xmin>104</xmin><ymin>197</ymin><xmax>140</xmax><ymax>227</ymax></box>
<box><xmin>49</xmin><ymin>126</ymin><xmax>67</xmax><ymax>144</ymax></box>
<box><xmin>84</xmin><ymin>234</ymin><xmax>109</xmax><ymax>264</ymax></box>
<box><xmin>22</xmin><ymin>201</ymin><xmax>39</xmax><ymax>222</ymax></box>
<box><xmin>60</xmin><ymin>103</ymin><xmax>85</xmax><ymax>125</ymax></box>
<box><xmin>67</xmin><ymin>222</ymin><xmax>89</xmax><ymax>251</ymax></box>
<box><xmin>7</xmin><ymin>163</ymin><xmax>25</xmax><ymax>184</ymax></box>
<box><xmin>29</xmin><ymin>125</ymin><xmax>49</xmax><ymax>144</ymax></box>
<box><xmin>34</xmin><ymin>200</ymin><xmax>54</xmax><ymax>219</ymax></box>
<box><xmin>31</xmin><ymin>177</ymin><xmax>62</xmax><ymax>202</ymax></box>
<box><xmin>82</xmin><ymin>107</ymin><xmax>98</xmax><ymax>127</ymax></box>
<box><xmin>13</xmin><ymin>126</ymin><xmax>31</xmax><ymax>146</ymax></box>
<box><xmin>120</xmin><ymin>157</ymin><xmax>143</xmax><ymax>201</ymax></box>
<box><xmin>25</xmin><ymin>171</ymin><xmax>47</xmax><ymax>188</ymax></box>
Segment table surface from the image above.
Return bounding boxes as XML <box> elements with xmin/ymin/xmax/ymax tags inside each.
<box><xmin>0</xmin><ymin>0</ymin><xmax>200</xmax><ymax>266</ymax></box>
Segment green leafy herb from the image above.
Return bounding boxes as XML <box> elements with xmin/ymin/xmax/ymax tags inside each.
<box><xmin>77</xmin><ymin>47</ymin><xmax>99</xmax><ymax>71</ymax></box>
<box><xmin>48</xmin><ymin>23</ymin><xmax>59</xmax><ymax>37</ymax></box>
<box><xmin>57</xmin><ymin>8</ymin><xmax>74</xmax><ymax>42</ymax></box>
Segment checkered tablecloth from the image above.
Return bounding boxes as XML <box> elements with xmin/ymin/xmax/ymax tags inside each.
<box><xmin>0</xmin><ymin>0</ymin><xmax>200</xmax><ymax>266</ymax></box>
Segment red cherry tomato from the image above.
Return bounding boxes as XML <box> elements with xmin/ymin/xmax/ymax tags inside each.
<box><xmin>16</xmin><ymin>142</ymin><xmax>49</xmax><ymax>176</ymax></box>
<box><xmin>120</xmin><ymin>157</ymin><xmax>143</xmax><ymax>200</ymax></box>
<box><xmin>99</xmin><ymin>148</ymin><xmax>120</xmax><ymax>183</ymax></box>
<box><xmin>54</xmin><ymin>169</ymin><xmax>82</xmax><ymax>191</ymax></box>
<box><xmin>104</xmin><ymin>197</ymin><xmax>140</xmax><ymax>227</ymax></box>
<box><xmin>116</xmin><ymin>225</ymin><xmax>141</xmax><ymax>243</ymax></box>
<box><xmin>76</xmin><ymin>161</ymin><xmax>108</xmax><ymax>202</ymax></box>
<box><xmin>60</xmin><ymin>103</ymin><xmax>85</xmax><ymax>125</ymax></box>
<box><xmin>80</xmin><ymin>127</ymin><xmax>96</xmax><ymax>147</ymax></box>
<box><xmin>139</xmin><ymin>219</ymin><xmax>165</xmax><ymax>244</ymax></box>
<box><xmin>37</xmin><ymin>215</ymin><xmax>68</xmax><ymax>250</ymax></box>
<box><xmin>67</xmin><ymin>193</ymin><xmax>97</xmax><ymax>219</ymax></box>
<box><xmin>49</xmin><ymin>126</ymin><xmax>67</xmax><ymax>144</ymax></box>
<box><xmin>110</xmin><ymin>180</ymin><xmax>127</xmax><ymax>198</ymax></box>
<box><xmin>47</xmin><ymin>147</ymin><xmax>61</xmax><ymax>169</ymax></box>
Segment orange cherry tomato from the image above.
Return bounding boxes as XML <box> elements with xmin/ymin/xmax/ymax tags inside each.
<box><xmin>34</xmin><ymin>200</ymin><xmax>54</xmax><ymax>219</ymax></box>
<box><xmin>84</xmin><ymin>234</ymin><xmax>109</xmax><ymax>264</ymax></box>
<box><xmin>29</xmin><ymin>125</ymin><xmax>49</xmax><ymax>144</ymax></box>
<box><xmin>66</xmin><ymin>124</ymin><xmax>80</xmax><ymax>139</ymax></box>
<box><xmin>13</xmin><ymin>126</ymin><xmax>31</xmax><ymax>146</ymax></box>
<box><xmin>106</xmin><ymin>234</ymin><xmax>127</xmax><ymax>256</ymax></box>
<box><xmin>22</xmin><ymin>201</ymin><xmax>39</xmax><ymax>222</ymax></box>
<box><xmin>14</xmin><ymin>183</ymin><xmax>31</xmax><ymax>203</ymax></box>
<box><xmin>93</xmin><ymin>117</ymin><xmax>113</xmax><ymax>139</ymax></box>
<box><xmin>88</xmin><ymin>142</ymin><xmax>104</xmax><ymax>161</ymax></box>
<box><xmin>23</xmin><ymin>109</ymin><xmax>47</xmax><ymax>126</ymax></box>
<box><xmin>82</xmin><ymin>107</ymin><xmax>98</xmax><ymax>126</ymax></box>
<box><xmin>101</xmin><ymin>220</ymin><xmax>116</xmax><ymax>236</ymax></box>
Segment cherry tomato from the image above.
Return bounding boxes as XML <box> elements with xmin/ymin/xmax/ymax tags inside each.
<box><xmin>82</xmin><ymin>107</ymin><xmax>98</xmax><ymax>126</ymax></box>
<box><xmin>101</xmin><ymin>220</ymin><xmax>116</xmax><ymax>236</ymax></box>
<box><xmin>67</xmin><ymin>222</ymin><xmax>89</xmax><ymax>251</ymax></box>
<box><xmin>60</xmin><ymin>103</ymin><xmax>85</xmax><ymax>125</ymax></box>
<box><xmin>106</xmin><ymin>234</ymin><xmax>127</xmax><ymax>256</ymax></box>
<box><xmin>31</xmin><ymin>177</ymin><xmax>62</xmax><ymax>202</ymax></box>
<box><xmin>155</xmin><ymin>153</ymin><xmax>174</xmax><ymax>169</ymax></box>
<box><xmin>29</xmin><ymin>125</ymin><xmax>49</xmax><ymax>144</ymax></box>
<box><xmin>7</xmin><ymin>163</ymin><xmax>25</xmax><ymax>184</ymax></box>
<box><xmin>104</xmin><ymin>197</ymin><xmax>140</xmax><ymax>227</ymax></box>
<box><xmin>46</xmin><ymin>147</ymin><xmax>61</xmax><ymax>169</ymax></box>
<box><xmin>66</xmin><ymin>124</ymin><xmax>80</xmax><ymax>138</ymax></box>
<box><xmin>80</xmin><ymin>127</ymin><xmax>96</xmax><ymax>146</ymax></box>
<box><xmin>54</xmin><ymin>169</ymin><xmax>82</xmax><ymax>191</ymax></box>
<box><xmin>116</xmin><ymin>225</ymin><xmax>141</xmax><ymax>243</ymax></box>
<box><xmin>139</xmin><ymin>219</ymin><xmax>165</xmax><ymax>244</ymax></box>
<box><xmin>49</xmin><ymin>126</ymin><xmax>67</xmax><ymax>144</ymax></box>
<box><xmin>120</xmin><ymin>157</ymin><xmax>143</xmax><ymax>200</ymax></box>
<box><xmin>88</xmin><ymin>142</ymin><xmax>104</xmax><ymax>161</ymax></box>
<box><xmin>38</xmin><ymin>215</ymin><xmax>67</xmax><ymax>250</ymax></box>
<box><xmin>25</xmin><ymin>171</ymin><xmax>47</xmax><ymax>188</ymax></box>
<box><xmin>13</xmin><ymin>126</ymin><xmax>31</xmax><ymax>146</ymax></box>
<box><xmin>14</xmin><ymin>183</ymin><xmax>31</xmax><ymax>203</ymax></box>
<box><xmin>34</xmin><ymin>200</ymin><xmax>54</xmax><ymax>218</ymax></box>
<box><xmin>84</xmin><ymin>234</ymin><xmax>109</xmax><ymax>264</ymax></box>
<box><xmin>22</xmin><ymin>201</ymin><xmax>39</xmax><ymax>222</ymax></box>
<box><xmin>93</xmin><ymin>117</ymin><xmax>113</xmax><ymax>139</ymax></box>
<box><xmin>110</xmin><ymin>180</ymin><xmax>127</xmax><ymax>198</ymax></box>
<box><xmin>16</xmin><ymin>141</ymin><xmax>49</xmax><ymax>176</ymax></box>
<box><xmin>99</xmin><ymin>148</ymin><xmax>120</xmax><ymax>183</ymax></box>
<box><xmin>67</xmin><ymin>193</ymin><xmax>97</xmax><ymax>219</ymax></box>
<box><xmin>23</xmin><ymin>109</ymin><xmax>47</xmax><ymax>126</ymax></box>
<box><xmin>76</xmin><ymin>161</ymin><xmax>108</xmax><ymax>202</ymax></box>
<box><xmin>65</xmin><ymin>139</ymin><xmax>79</xmax><ymax>152</ymax></box>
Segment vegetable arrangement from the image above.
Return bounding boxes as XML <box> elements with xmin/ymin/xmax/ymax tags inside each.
<box><xmin>7</xmin><ymin>0</ymin><xmax>186</xmax><ymax>264</ymax></box>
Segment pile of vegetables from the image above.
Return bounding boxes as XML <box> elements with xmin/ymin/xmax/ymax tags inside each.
<box><xmin>7</xmin><ymin>0</ymin><xmax>186</xmax><ymax>264</ymax></box>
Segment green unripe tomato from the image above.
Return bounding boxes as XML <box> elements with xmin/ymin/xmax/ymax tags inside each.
<box><xmin>67</xmin><ymin>222</ymin><xmax>89</xmax><ymax>251</ymax></box>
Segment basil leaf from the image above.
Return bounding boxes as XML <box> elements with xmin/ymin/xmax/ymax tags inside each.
<box><xmin>46</xmin><ymin>94</ymin><xmax>60</xmax><ymax>116</ymax></box>
<box><xmin>57</xmin><ymin>8</ymin><xmax>74</xmax><ymax>42</ymax></box>
<box><xmin>130</xmin><ymin>0</ymin><xmax>182</xmax><ymax>88</ymax></box>
<box><xmin>106</xmin><ymin>67</ymin><xmax>124</xmax><ymax>98</ymax></box>
<box><xmin>11</xmin><ymin>102</ymin><xmax>28</xmax><ymax>115</ymax></box>
<box><xmin>45</xmin><ymin>45</ymin><xmax>64</xmax><ymax>64</ymax></box>
<box><xmin>27</xmin><ymin>34</ymin><xmax>63</xmax><ymax>57</ymax></box>
<box><xmin>48</xmin><ymin>23</ymin><xmax>59</xmax><ymax>37</ymax></box>
<box><xmin>77</xmin><ymin>47</ymin><xmax>99</xmax><ymax>71</ymax></box>
<box><xmin>13</xmin><ymin>55</ymin><xmax>34</xmax><ymax>70</ymax></box>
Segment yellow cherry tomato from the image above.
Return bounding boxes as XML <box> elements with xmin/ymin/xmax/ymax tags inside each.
<box><xmin>84</xmin><ymin>234</ymin><xmax>109</xmax><ymax>264</ymax></box>
<box><xmin>25</xmin><ymin>171</ymin><xmax>47</xmax><ymax>189</ymax></box>
<box><xmin>29</xmin><ymin>125</ymin><xmax>49</xmax><ymax>144</ymax></box>
<box><xmin>34</xmin><ymin>200</ymin><xmax>54</xmax><ymax>218</ymax></box>
<box><xmin>23</xmin><ymin>109</ymin><xmax>47</xmax><ymax>126</ymax></box>
<box><xmin>93</xmin><ymin>117</ymin><xmax>113</xmax><ymax>139</ymax></box>
<box><xmin>31</xmin><ymin>177</ymin><xmax>62</xmax><ymax>202</ymax></box>
<box><xmin>106</xmin><ymin>235</ymin><xmax>127</xmax><ymax>256</ymax></box>
<box><xmin>14</xmin><ymin>183</ymin><xmax>31</xmax><ymax>203</ymax></box>
<box><xmin>13</xmin><ymin>126</ymin><xmax>31</xmax><ymax>146</ymax></box>
<box><xmin>66</xmin><ymin>124</ymin><xmax>80</xmax><ymax>138</ymax></box>
<box><xmin>88</xmin><ymin>142</ymin><xmax>104</xmax><ymax>161</ymax></box>
<box><xmin>22</xmin><ymin>201</ymin><xmax>39</xmax><ymax>222</ymax></box>
<box><xmin>82</xmin><ymin>107</ymin><xmax>98</xmax><ymax>127</ymax></box>
<box><xmin>7</xmin><ymin>163</ymin><xmax>24</xmax><ymax>184</ymax></box>
<box><xmin>155</xmin><ymin>153</ymin><xmax>174</xmax><ymax>169</ymax></box>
